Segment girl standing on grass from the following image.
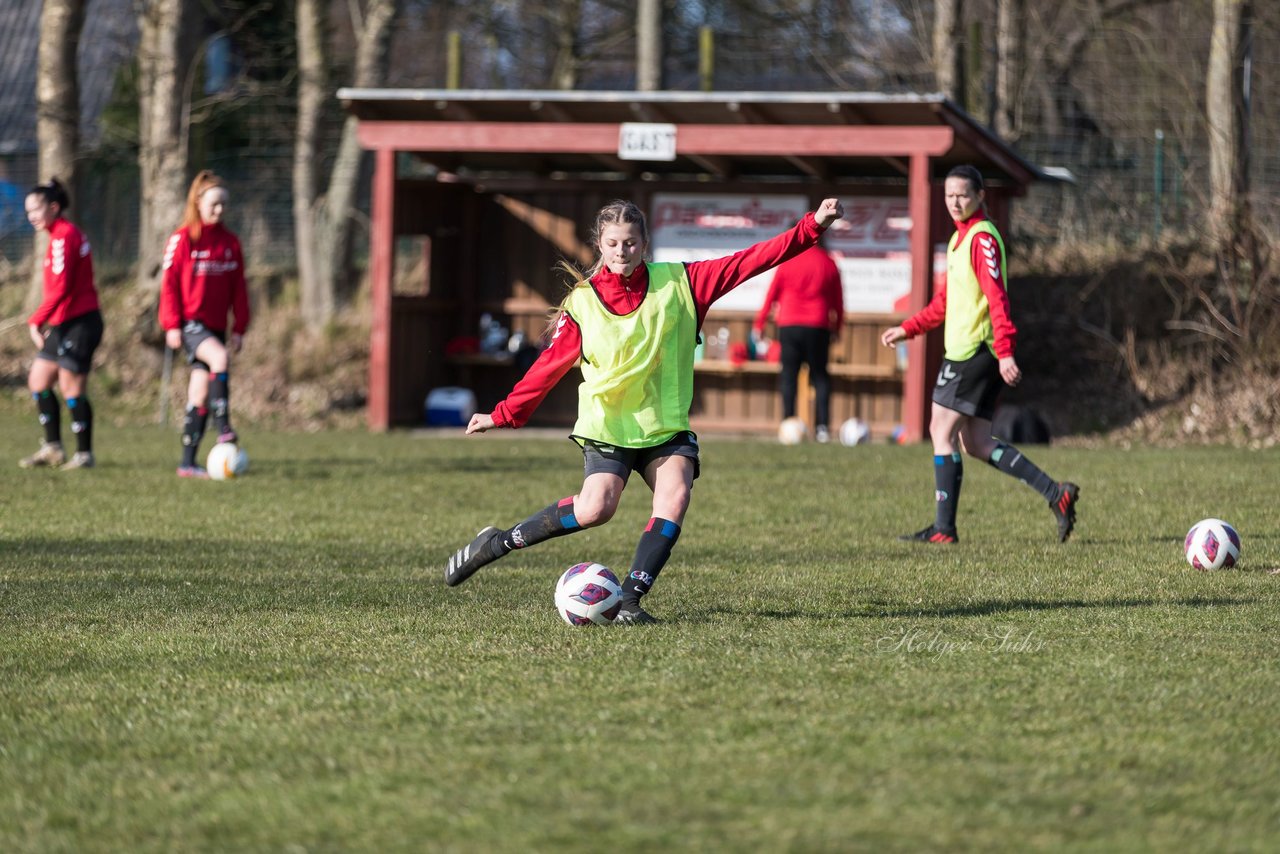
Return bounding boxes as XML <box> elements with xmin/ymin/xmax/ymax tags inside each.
<box><xmin>443</xmin><ymin>197</ymin><xmax>844</xmax><ymax>624</ymax></box>
<box><xmin>20</xmin><ymin>178</ymin><xmax>102</xmax><ymax>471</ymax></box>
<box><xmin>880</xmin><ymin>165</ymin><xmax>1078</xmax><ymax>544</ymax></box>
<box><xmin>158</xmin><ymin>170</ymin><xmax>251</xmax><ymax>478</ymax></box>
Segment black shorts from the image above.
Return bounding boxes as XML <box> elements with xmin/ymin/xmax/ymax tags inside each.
<box><xmin>180</xmin><ymin>320</ymin><xmax>225</xmax><ymax>371</ymax></box>
<box><xmin>37</xmin><ymin>309</ymin><xmax>103</xmax><ymax>374</ymax></box>
<box><xmin>577</xmin><ymin>431</ymin><xmax>701</xmax><ymax>482</ymax></box>
<box><xmin>932</xmin><ymin>346</ymin><xmax>1002</xmax><ymax>421</ymax></box>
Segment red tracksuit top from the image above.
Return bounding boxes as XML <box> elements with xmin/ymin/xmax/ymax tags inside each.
<box><xmin>29</xmin><ymin>218</ymin><xmax>99</xmax><ymax>328</ymax></box>
<box><xmin>899</xmin><ymin>212</ymin><xmax>1017</xmax><ymax>359</ymax></box>
<box><xmin>491</xmin><ymin>211</ymin><xmax>826</xmax><ymax>429</ymax></box>
<box><xmin>752</xmin><ymin>244</ymin><xmax>843</xmax><ymax>333</ymax></box>
<box><xmin>158</xmin><ymin>222</ymin><xmax>251</xmax><ymax>335</ymax></box>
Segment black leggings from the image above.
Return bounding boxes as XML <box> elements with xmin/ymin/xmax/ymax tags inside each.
<box><xmin>778</xmin><ymin>325</ymin><xmax>832</xmax><ymax>428</ymax></box>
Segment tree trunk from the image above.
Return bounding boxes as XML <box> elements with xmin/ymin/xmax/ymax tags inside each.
<box><xmin>31</xmin><ymin>0</ymin><xmax>86</xmax><ymax>310</ymax></box>
<box><xmin>294</xmin><ymin>0</ymin><xmax>328</xmax><ymax>329</ymax></box>
<box><xmin>137</xmin><ymin>0</ymin><xmax>189</xmax><ymax>297</ymax></box>
<box><xmin>636</xmin><ymin>0</ymin><xmax>663</xmax><ymax>91</ymax></box>
<box><xmin>1206</xmin><ymin>0</ymin><xmax>1252</xmax><ymax>249</ymax></box>
<box><xmin>549</xmin><ymin>0</ymin><xmax>583</xmax><ymax>90</ymax></box>
<box><xmin>932</xmin><ymin>0</ymin><xmax>963</xmax><ymax>102</ymax></box>
<box><xmin>295</xmin><ymin>0</ymin><xmax>398</xmax><ymax>332</ymax></box>
<box><xmin>994</xmin><ymin>0</ymin><xmax>1023</xmax><ymax>140</ymax></box>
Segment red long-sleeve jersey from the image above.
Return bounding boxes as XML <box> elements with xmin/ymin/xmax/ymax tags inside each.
<box><xmin>752</xmin><ymin>244</ymin><xmax>843</xmax><ymax>333</ymax></box>
<box><xmin>491</xmin><ymin>211</ymin><xmax>826</xmax><ymax>429</ymax></box>
<box><xmin>158</xmin><ymin>223</ymin><xmax>251</xmax><ymax>335</ymax></box>
<box><xmin>28</xmin><ymin>218</ymin><xmax>99</xmax><ymax>328</ymax></box>
<box><xmin>900</xmin><ymin>212</ymin><xmax>1016</xmax><ymax>358</ymax></box>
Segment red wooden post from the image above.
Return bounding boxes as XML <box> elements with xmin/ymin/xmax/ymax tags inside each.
<box><xmin>367</xmin><ymin>148</ymin><xmax>395</xmax><ymax>431</ymax></box>
<box><xmin>902</xmin><ymin>151</ymin><xmax>933</xmax><ymax>444</ymax></box>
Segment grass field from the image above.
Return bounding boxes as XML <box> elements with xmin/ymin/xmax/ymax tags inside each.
<box><xmin>3</xmin><ymin>412</ymin><xmax>1279</xmax><ymax>852</ymax></box>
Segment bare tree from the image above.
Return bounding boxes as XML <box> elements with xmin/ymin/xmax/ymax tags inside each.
<box><xmin>932</xmin><ymin>0</ymin><xmax>963</xmax><ymax>101</ymax></box>
<box><xmin>994</xmin><ymin>0</ymin><xmax>1023</xmax><ymax>140</ymax></box>
<box><xmin>137</xmin><ymin>0</ymin><xmax>189</xmax><ymax>297</ymax></box>
<box><xmin>1206</xmin><ymin>0</ymin><xmax>1253</xmax><ymax>249</ymax></box>
<box><xmin>31</xmin><ymin>0</ymin><xmax>87</xmax><ymax>308</ymax></box>
<box><xmin>548</xmin><ymin>0</ymin><xmax>584</xmax><ymax>89</ymax></box>
<box><xmin>294</xmin><ymin>0</ymin><xmax>398</xmax><ymax>331</ymax></box>
<box><xmin>637</xmin><ymin>0</ymin><xmax>663</xmax><ymax>91</ymax></box>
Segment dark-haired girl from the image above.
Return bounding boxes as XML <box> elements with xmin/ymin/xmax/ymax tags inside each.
<box><xmin>443</xmin><ymin>197</ymin><xmax>844</xmax><ymax>623</ymax></box>
<box><xmin>158</xmin><ymin>170</ymin><xmax>251</xmax><ymax>478</ymax></box>
<box><xmin>20</xmin><ymin>178</ymin><xmax>102</xmax><ymax>470</ymax></box>
<box><xmin>880</xmin><ymin>165</ymin><xmax>1079</xmax><ymax>544</ymax></box>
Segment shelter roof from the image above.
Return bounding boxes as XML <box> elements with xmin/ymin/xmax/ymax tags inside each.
<box><xmin>338</xmin><ymin>88</ymin><xmax>1061</xmax><ymax>187</ymax></box>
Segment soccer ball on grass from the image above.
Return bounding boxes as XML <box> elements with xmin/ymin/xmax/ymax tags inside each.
<box><xmin>1184</xmin><ymin>518</ymin><xmax>1240</xmax><ymax>570</ymax></box>
<box><xmin>554</xmin><ymin>562</ymin><xmax>623</xmax><ymax>626</ymax></box>
<box><xmin>839</xmin><ymin>418</ymin><xmax>871</xmax><ymax>446</ymax></box>
<box><xmin>777</xmin><ymin>417</ymin><xmax>808</xmax><ymax>445</ymax></box>
<box><xmin>207</xmin><ymin>442</ymin><xmax>249</xmax><ymax>481</ymax></box>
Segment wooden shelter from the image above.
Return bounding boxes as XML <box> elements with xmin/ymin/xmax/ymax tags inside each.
<box><xmin>338</xmin><ymin>89</ymin><xmax>1053</xmax><ymax>440</ymax></box>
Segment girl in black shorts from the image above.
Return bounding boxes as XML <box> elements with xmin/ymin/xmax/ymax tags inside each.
<box><xmin>444</xmin><ymin>197</ymin><xmax>845</xmax><ymax>623</ymax></box>
<box><xmin>20</xmin><ymin>178</ymin><xmax>102</xmax><ymax>470</ymax></box>
<box><xmin>881</xmin><ymin>166</ymin><xmax>1079</xmax><ymax>544</ymax></box>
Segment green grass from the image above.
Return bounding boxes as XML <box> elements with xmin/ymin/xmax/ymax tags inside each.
<box><xmin>2</xmin><ymin>411</ymin><xmax>1279</xmax><ymax>852</ymax></box>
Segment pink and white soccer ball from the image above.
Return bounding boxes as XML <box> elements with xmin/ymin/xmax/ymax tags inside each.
<box><xmin>554</xmin><ymin>562</ymin><xmax>623</xmax><ymax>625</ymax></box>
<box><xmin>1184</xmin><ymin>518</ymin><xmax>1241</xmax><ymax>571</ymax></box>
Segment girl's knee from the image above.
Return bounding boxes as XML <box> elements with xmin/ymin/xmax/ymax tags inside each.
<box><xmin>574</xmin><ymin>495</ymin><xmax>619</xmax><ymax>527</ymax></box>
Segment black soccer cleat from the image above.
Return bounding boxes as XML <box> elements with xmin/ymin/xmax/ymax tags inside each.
<box><xmin>1052</xmin><ymin>482</ymin><xmax>1080</xmax><ymax>543</ymax></box>
<box><xmin>614</xmin><ymin>604</ymin><xmax>660</xmax><ymax>625</ymax></box>
<box><xmin>444</xmin><ymin>526</ymin><xmax>502</xmax><ymax>586</ymax></box>
<box><xmin>898</xmin><ymin>524</ymin><xmax>959</xmax><ymax>544</ymax></box>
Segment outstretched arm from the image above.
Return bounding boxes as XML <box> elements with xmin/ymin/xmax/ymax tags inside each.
<box><xmin>467</xmin><ymin>311</ymin><xmax>583</xmax><ymax>433</ymax></box>
<box><xmin>687</xmin><ymin>199</ymin><xmax>844</xmax><ymax>318</ymax></box>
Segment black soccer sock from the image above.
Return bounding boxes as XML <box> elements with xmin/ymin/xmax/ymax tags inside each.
<box><xmin>66</xmin><ymin>396</ymin><xmax>93</xmax><ymax>454</ymax></box>
<box><xmin>988</xmin><ymin>442</ymin><xmax>1059</xmax><ymax>503</ymax></box>
<box><xmin>496</xmin><ymin>497</ymin><xmax>582</xmax><ymax>557</ymax></box>
<box><xmin>34</xmin><ymin>390</ymin><xmax>61</xmax><ymax>444</ymax></box>
<box><xmin>181</xmin><ymin>405</ymin><xmax>209</xmax><ymax>467</ymax></box>
<box><xmin>934</xmin><ymin>453</ymin><xmax>962</xmax><ymax>532</ymax></box>
<box><xmin>209</xmin><ymin>372</ymin><xmax>231</xmax><ymax>435</ymax></box>
<box><xmin>621</xmin><ymin>517</ymin><xmax>682</xmax><ymax>605</ymax></box>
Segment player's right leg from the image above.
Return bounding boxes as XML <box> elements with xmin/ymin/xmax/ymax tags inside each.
<box><xmin>445</xmin><ymin>470</ymin><xmax>625</xmax><ymax>586</ymax></box>
<box><xmin>177</xmin><ymin>368</ymin><xmax>211</xmax><ymax>478</ymax></box>
<box><xmin>899</xmin><ymin>403</ymin><xmax>964</xmax><ymax>544</ymax></box>
<box><xmin>20</xmin><ymin>356</ymin><xmax>64</xmax><ymax>468</ymax></box>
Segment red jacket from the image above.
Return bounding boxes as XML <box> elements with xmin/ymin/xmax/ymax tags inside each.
<box><xmin>158</xmin><ymin>223</ymin><xmax>251</xmax><ymax>335</ymax></box>
<box><xmin>752</xmin><ymin>244</ymin><xmax>843</xmax><ymax>333</ymax></box>
<box><xmin>491</xmin><ymin>211</ymin><xmax>826</xmax><ymax>428</ymax></box>
<box><xmin>900</xmin><ymin>212</ymin><xmax>1016</xmax><ymax>358</ymax></box>
<box><xmin>29</xmin><ymin>218</ymin><xmax>99</xmax><ymax>328</ymax></box>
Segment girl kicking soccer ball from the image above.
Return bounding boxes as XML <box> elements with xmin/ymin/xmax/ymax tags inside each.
<box><xmin>445</xmin><ymin>197</ymin><xmax>845</xmax><ymax>623</ymax></box>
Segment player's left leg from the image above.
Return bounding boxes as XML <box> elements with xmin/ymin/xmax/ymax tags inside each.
<box><xmin>58</xmin><ymin>368</ymin><xmax>94</xmax><ymax>469</ymax></box>
<box><xmin>617</xmin><ymin>440</ymin><xmax>697</xmax><ymax>624</ymax></box>
<box><xmin>55</xmin><ymin>310</ymin><xmax>103</xmax><ymax>470</ymax></box>
<box><xmin>960</xmin><ymin>418</ymin><xmax>1079</xmax><ymax>542</ymax></box>
<box><xmin>193</xmin><ymin>336</ymin><xmax>236</xmax><ymax>443</ymax></box>
<box><xmin>777</xmin><ymin>327</ymin><xmax>803</xmax><ymax>420</ymax></box>
<box><xmin>806</xmin><ymin>327</ymin><xmax>833</xmax><ymax>443</ymax></box>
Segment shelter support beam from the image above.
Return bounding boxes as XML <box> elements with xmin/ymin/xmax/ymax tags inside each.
<box><xmin>368</xmin><ymin>148</ymin><xmax>395</xmax><ymax>431</ymax></box>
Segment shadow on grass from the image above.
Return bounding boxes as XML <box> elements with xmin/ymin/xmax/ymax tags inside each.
<box><xmin>0</xmin><ymin>536</ymin><xmax>446</xmax><ymax>612</ymax></box>
<box><xmin>258</xmin><ymin>454</ymin><xmax>570</xmax><ymax>479</ymax></box>
<box><xmin>708</xmin><ymin>595</ymin><xmax>1257</xmax><ymax>622</ymax></box>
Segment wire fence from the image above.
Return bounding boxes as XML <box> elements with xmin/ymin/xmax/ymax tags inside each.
<box><xmin>1</xmin><ymin>3</ymin><xmax>1277</xmax><ymax>274</ymax></box>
